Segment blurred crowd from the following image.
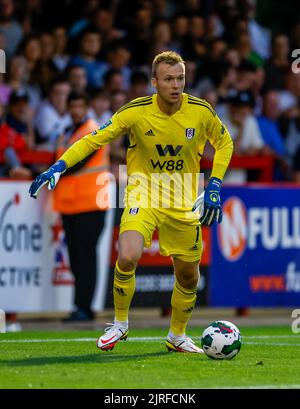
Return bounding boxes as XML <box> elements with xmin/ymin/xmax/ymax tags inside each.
<box><xmin>1</xmin><ymin>0</ymin><xmax>300</xmax><ymax>182</ymax></box>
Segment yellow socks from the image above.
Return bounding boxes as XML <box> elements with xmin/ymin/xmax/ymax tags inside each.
<box><xmin>113</xmin><ymin>260</ymin><xmax>136</xmax><ymax>322</ymax></box>
<box><xmin>170</xmin><ymin>281</ymin><xmax>197</xmax><ymax>336</ymax></box>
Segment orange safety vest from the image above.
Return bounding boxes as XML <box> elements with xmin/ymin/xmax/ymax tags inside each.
<box><xmin>53</xmin><ymin>118</ymin><xmax>110</xmax><ymax>214</ymax></box>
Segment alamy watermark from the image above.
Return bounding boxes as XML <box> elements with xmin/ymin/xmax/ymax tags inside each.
<box><xmin>0</xmin><ymin>49</ymin><xmax>6</xmax><ymax>74</ymax></box>
<box><xmin>291</xmin><ymin>49</ymin><xmax>300</xmax><ymax>74</ymax></box>
<box><xmin>95</xmin><ymin>165</ymin><xmax>204</xmax><ymax>214</ymax></box>
<box><xmin>291</xmin><ymin>309</ymin><xmax>300</xmax><ymax>334</ymax></box>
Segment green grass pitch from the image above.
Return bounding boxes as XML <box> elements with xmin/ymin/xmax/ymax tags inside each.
<box><xmin>0</xmin><ymin>326</ymin><xmax>299</xmax><ymax>389</ymax></box>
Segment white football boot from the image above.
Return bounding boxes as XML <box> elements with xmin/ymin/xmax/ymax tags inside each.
<box><xmin>97</xmin><ymin>323</ymin><xmax>129</xmax><ymax>351</ymax></box>
<box><xmin>166</xmin><ymin>334</ymin><xmax>204</xmax><ymax>353</ymax></box>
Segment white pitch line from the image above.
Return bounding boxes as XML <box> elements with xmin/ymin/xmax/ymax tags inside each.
<box><xmin>245</xmin><ymin>335</ymin><xmax>300</xmax><ymax>339</ymax></box>
<box><xmin>0</xmin><ymin>337</ymin><xmax>165</xmax><ymax>343</ymax></box>
<box><xmin>244</xmin><ymin>341</ymin><xmax>300</xmax><ymax>347</ymax></box>
<box><xmin>0</xmin><ymin>336</ymin><xmax>300</xmax><ymax>347</ymax></box>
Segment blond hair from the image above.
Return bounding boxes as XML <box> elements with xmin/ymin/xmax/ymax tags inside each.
<box><xmin>152</xmin><ymin>51</ymin><xmax>185</xmax><ymax>77</ymax></box>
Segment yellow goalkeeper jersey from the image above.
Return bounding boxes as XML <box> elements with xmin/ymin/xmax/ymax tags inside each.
<box><xmin>60</xmin><ymin>93</ymin><xmax>233</xmax><ymax>212</ymax></box>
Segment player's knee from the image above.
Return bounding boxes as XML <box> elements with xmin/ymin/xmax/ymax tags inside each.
<box><xmin>118</xmin><ymin>252</ymin><xmax>140</xmax><ymax>271</ymax></box>
<box><xmin>177</xmin><ymin>269</ymin><xmax>199</xmax><ymax>289</ymax></box>
<box><xmin>180</xmin><ymin>275</ymin><xmax>199</xmax><ymax>290</ymax></box>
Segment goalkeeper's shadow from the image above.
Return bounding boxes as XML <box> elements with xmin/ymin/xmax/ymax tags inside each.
<box><xmin>0</xmin><ymin>351</ymin><xmax>169</xmax><ymax>367</ymax></box>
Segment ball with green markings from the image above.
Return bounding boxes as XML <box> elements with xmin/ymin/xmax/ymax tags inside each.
<box><xmin>201</xmin><ymin>321</ymin><xmax>242</xmax><ymax>359</ymax></box>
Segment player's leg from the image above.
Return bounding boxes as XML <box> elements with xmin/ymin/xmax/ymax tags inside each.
<box><xmin>157</xmin><ymin>212</ymin><xmax>203</xmax><ymax>352</ymax></box>
<box><xmin>97</xmin><ymin>205</ymin><xmax>158</xmax><ymax>351</ymax></box>
<box><xmin>114</xmin><ymin>230</ymin><xmax>145</xmax><ymax>325</ymax></box>
<box><xmin>97</xmin><ymin>230</ymin><xmax>144</xmax><ymax>351</ymax></box>
<box><xmin>166</xmin><ymin>257</ymin><xmax>203</xmax><ymax>353</ymax></box>
<box><xmin>170</xmin><ymin>257</ymin><xmax>199</xmax><ymax>336</ymax></box>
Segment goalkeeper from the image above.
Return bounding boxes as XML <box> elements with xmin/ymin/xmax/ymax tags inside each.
<box><xmin>29</xmin><ymin>51</ymin><xmax>233</xmax><ymax>353</ymax></box>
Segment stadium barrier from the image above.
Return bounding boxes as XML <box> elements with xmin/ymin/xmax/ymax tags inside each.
<box><xmin>0</xmin><ymin>150</ymin><xmax>275</xmax><ymax>181</ymax></box>
<box><xmin>0</xmin><ymin>180</ymin><xmax>115</xmax><ymax>312</ymax></box>
<box><xmin>211</xmin><ymin>185</ymin><xmax>300</xmax><ymax>306</ymax></box>
<box><xmin>1</xmin><ymin>151</ymin><xmax>284</xmax><ymax>312</ymax></box>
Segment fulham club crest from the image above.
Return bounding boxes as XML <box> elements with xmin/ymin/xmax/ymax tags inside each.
<box><xmin>185</xmin><ymin>128</ymin><xmax>195</xmax><ymax>140</ymax></box>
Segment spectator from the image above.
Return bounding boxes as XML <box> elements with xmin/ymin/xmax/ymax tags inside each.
<box><xmin>18</xmin><ymin>34</ymin><xmax>41</xmax><ymax>80</ymax></box>
<box><xmin>68</xmin><ymin>0</ymin><xmax>101</xmax><ymax>39</ymax></box>
<box><xmin>241</xmin><ymin>0</ymin><xmax>271</xmax><ymax>60</ymax></box>
<box><xmin>0</xmin><ymin>89</ymin><xmax>34</xmax><ymax>178</ymax></box>
<box><xmin>103</xmin><ymin>68</ymin><xmax>125</xmax><ymax>94</ymax></box>
<box><xmin>257</xmin><ymin>90</ymin><xmax>286</xmax><ymax>157</ymax></box>
<box><xmin>222</xmin><ymin>89</ymin><xmax>264</xmax><ymax>156</ymax></box>
<box><xmin>283</xmin><ymin>104</ymin><xmax>300</xmax><ymax>170</ymax></box>
<box><xmin>202</xmin><ymin>37</ymin><xmax>228</xmax><ymax>77</ymax></box>
<box><xmin>236</xmin><ymin>60</ymin><xmax>257</xmax><ymax>92</ymax></box>
<box><xmin>257</xmin><ymin>90</ymin><xmax>290</xmax><ymax>180</ymax></box>
<box><xmin>184</xmin><ymin>60</ymin><xmax>198</xmax><ymax>95</ymax></box>
<box><xmin>67</xmin><ymin>65</ymin><xmax>88</xmax><ymax>94</ymax></box>
<box><xmin>68</xmin><ymin>28</ymin><xmax>105</xmax><ymax>89</ymax></box>
<box><xmin>201</xmin><ymin>88</ymin><xmax>218</xmax><ymax>110</ymax></box>
<box><xmin>224</xmin><ymin>47</ymin><xmax>241</xmax><ymax>69</ymax></box>
<box><xmin>52</xmin><ymin>26</ymin><xmax>70</xmax><ymax>72</ymax></box>
<box><xmin>100</xmin><ymin>41</ymin><xmax>132</xmax><ymax>90</ymax></box>
<box><xmin>52</xmin><ymin>91</ymin><xmax>110</xmax><ymax>321</ymax></box>
<box><xmin>89</xmin><ymin>88</ymin><xmax>112</xmax><ymax>125</ymax></box>
<box><xmin>235</xmin><ymin>31</ymin><xmax>264</xmax><ymax>68</ymax></box>
<box><xmin>0</xmin><ymin>0</ymin><xmax>23</xmax><ymax>58</ymax></box>
<box><xmin>0</xmin><ymin>73</ymin><xmax>11</xmax><ymax>105</ymax></box>
<box><xmin>206</xmin><ymin>11</ymin><xmax>225</xmax><ymax>40</ymax></box>
<box><xmin>7</xmin><ymin>54</ymin><xmax>42</xmax><ymax>112</ymax></box>
<box><xmin>182</xmin><ymin>14</ymin><xmax>206</xmax><ymax>62</ymax></box>
<box><xmin>32</xmin><ymin>31</ymin><xmax>60</xmax><ymax>94</ymax></box>
<box><xmin>212</xmin><ymin>62</ymin><xmax>237</xmax><ymax>117</ymax></box>
<box><xmin>251</xmin><ymin>66</ymin><xmax>265</xmax><ymax>115</ymax></box>
<box><xmin>34</xmin><ymin>77</ymin><xmax>71</xmax><ymax>150</ymax></box>
<box><xmin>221</xmin><ymin>89</ymin><xmax>264</xmax><ymax>183</ymax></box>
<box><xmin>264</xmin><ymin>33</ymin><xmax>291</xmax><ymax>90</ymax></box>
<box><xmin>90</xmin><ymin>7</ymin><xmax>124</xmax><ymax>50</ymax></box>
<box><xmin>170</xmin><ymin>13</ymin><xmax>189</xmax><ymax>54</ymax></box>
<box><xmin>18</xmin><ymin>0</ymin><xmax>44</xmax><ymax>35</ymax></box>
<box><xmin>127</xmin><ymin>70</ymin><xmax>150</xmax><ymax>100</ymax></box>
<box><xmin>150</xmin><ymin>19</ymin><xmax>174</xmax><ymax>60</ymax></box>
<box><xmin>110</xmin><ymin>90</ymin><xmax>128</xmax><ymax>113</ymax></box>
<box><xmin>125</xmin><ymin>6</ymin><xmax>153</xmax><ymax>66</ymax></box>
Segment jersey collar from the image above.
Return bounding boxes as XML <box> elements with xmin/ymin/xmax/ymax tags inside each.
<box><xmin>152</xmin><ymin>93</ymin><xmax>188</xmax><ymax>117</ymax></box>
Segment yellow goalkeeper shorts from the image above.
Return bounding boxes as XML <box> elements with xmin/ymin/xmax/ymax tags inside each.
<box><xmin>119</xmin><ymin>207</ymin><xmax>202</xmax><ymax>262</ymax></box>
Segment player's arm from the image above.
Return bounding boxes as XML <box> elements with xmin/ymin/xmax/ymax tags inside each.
<box><xmin>193</xmin><ymin>113</ymin><xmax>234</xmax><ymax>226</ymax></box>
<box><xmin>208</xmin><ymin>114</ymin><xmax>234</xmax><ymax>180</ymax></box>
<box><xmin>29</xmin><ymin>112</ymin><xmax>129</xmax><ymax>198</ymax></box>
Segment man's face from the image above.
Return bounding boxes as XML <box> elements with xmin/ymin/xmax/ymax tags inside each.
<box><xmin>106</xmin><ymin>73</ymin><xmax>124</xmax><ymax>93</ymax></box>
<box><xmin>230</xmin><ymin>105</ymin><xmax>251</xmax><ymax>125</ymax></box>
<box><xmin>9</xmin><ymin>100</ymin><xmax>28</xmax><ymax>122</ymax></box>
<box><xmin>263</xmin><ymin>91</ymin><xmax>279</xmax><ymax>120</ymax></box>
<box><xmin>68</xmin><ymin>99</ymin><xmax>87</xmax><ymax>125</ymax></box>
<box><xmin>0</xmin><ymin>0</ymin><xmax>14</xmax><ymax>20</ymax></box>
<box><xmin>151</xmin><ymin>62</ymin><xmax>185</xmax><ymax>105</ymax></box>
<box><xmin>50</xmin><ymin>83</ymin><xmax>71</xmax><ymax>113</ymax></box>
<box><xmin>69</xmin><ymin>67</ymin><xmax>87</xmax><ymax>91</ymax></box>
<box><xmin>108</xmin><ymin>47</ymin><xmax>130</xmax><ymax>69</ymax></box>
<box><xmin>81</xmin><ymin>33</ymin><xmax>101</xmax><ymax>57</ymax></box>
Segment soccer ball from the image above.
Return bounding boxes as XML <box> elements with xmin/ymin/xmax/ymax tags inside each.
<box><xmin>201</xmin><ymin>320</ymin><xmax>242</xmax><ymax>360</ymax></box>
